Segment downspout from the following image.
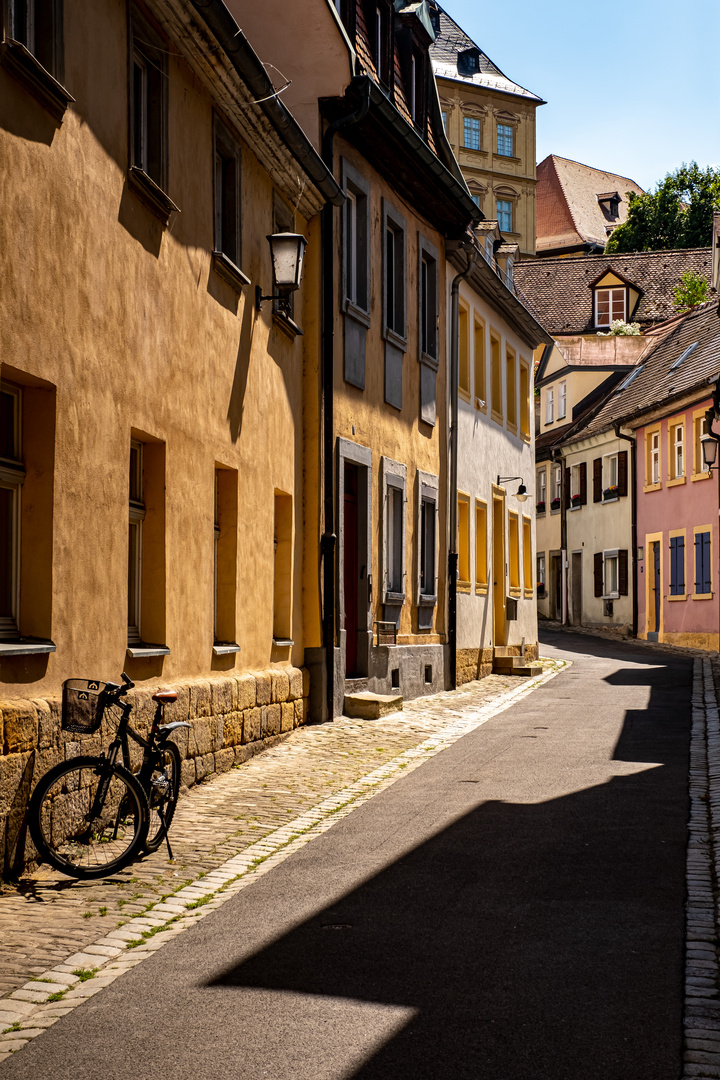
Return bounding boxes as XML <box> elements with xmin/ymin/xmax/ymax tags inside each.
<box><xmin>614</xmin><ymin>422</ymin><xmax>638</xmax><ymax>637</ymax></box>
<box><xmin>551</xmin><ymin>446</ymin><xmax>566</xmax><ymax>624</ymax></box>
<box><xmin>320</xmin><ymin>87</ymin><xmax>371</xmax><ymax>722</ymax></box>
<box><xmin>448</xmin><ymin>247</ymin><xmax>478</xmax><ymax>690</ymax></box>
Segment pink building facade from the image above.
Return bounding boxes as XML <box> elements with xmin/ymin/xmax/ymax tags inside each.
<box><xmin>635</xmin><ymin>396</ymin><xmax>718</xmax><ymax>649</ymax></box>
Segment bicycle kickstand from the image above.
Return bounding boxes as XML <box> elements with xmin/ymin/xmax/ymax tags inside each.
<box><xmin>157</xmin><ymin>805</ymin><xmax>174</xmax><ymax>861</ymax></box>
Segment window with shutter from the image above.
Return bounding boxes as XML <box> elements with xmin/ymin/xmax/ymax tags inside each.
<box><xmin>564</xmin><ymin>467</ymin><xmax>570</xmax><ymax>509</ymax></box>
<box><xmin>695</xmin><ymin>531</ymin><xmax>712</xmax><ymax>595</ymax></box>
<box><xmin>618</xmin><ymin>451</ymin><xmax>628</xmax><ymax>497</ymax></box>
<box><xmin>669</xmin><ymin>535</ymin><xmax>685</xmax><ymax>595</ymax></box>
<box><xmin>594</xmin><ymin>552</ymin><xmax>603</xmax><ymax>597</ymax></box>
<box><xmin>579</xmin><ymin>462</ymin><xmax>587</xmax><ymax>505</ymax></box>
<box><xmin>617</xmin><ymin>548</ymin><xmax>626</xmax><ymax>600</ymax></box>
<box><xmin>593</xmin><ymin>458</ymin><xmax>602</xmax><ymax>502</ymax></box>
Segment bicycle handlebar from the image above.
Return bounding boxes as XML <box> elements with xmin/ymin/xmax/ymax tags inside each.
<box><xmin>121</xmin><ymin>671</ymin><xmax>135</xmax><ymax>691</ymax></box>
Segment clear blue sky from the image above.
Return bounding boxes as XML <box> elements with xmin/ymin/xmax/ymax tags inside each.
<box><xmin>446</xmin><ymin>0</ymin><xmax>720</xmax><ymax>191</ymax></box>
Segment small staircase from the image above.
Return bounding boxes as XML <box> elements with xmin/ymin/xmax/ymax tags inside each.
<box><xmin>344</xmin><ymin>691</ymin><xmax>403</xmax><ymax>719</ymax></box>
<box><xmin>492</xmin><ymin>647</ymin><xmax>542</xmax><ymax>677</ymax></box>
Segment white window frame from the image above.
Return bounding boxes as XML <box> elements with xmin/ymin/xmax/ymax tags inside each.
<box><xmin>570</xmin><ymin>464</ymin><xmax>581</xmax><ymax>500</ymax></box>
<box><xmin>553</xmin><ymin>465</ymin><xmax>562</xmax><ymax>505</ymax></box>
<box><xmin>545</xmin><ymin>387</ymin><xmax>554</xmax><ymax>424</ymax></box>
<box><xmin>603</xmin><ymin>549</ymin><xmax>619</xmax><ymax>598</ymax></box>
<box><xmin>604</xmin><ymin>452</ymin><xmax>618</xmax><ymax>497</ymax></box>
<box><xmin>463</xmin><ymin>115</ymin><xmax>481</xmax><ymax>150</ymax></box>
<box><xmin>417</xmin><ymin>470</ymin><xmax>439</xmax><ymax>607</ymax></box>
<box><xmin>537</xmin><ymin>468</ymin><xmax>546</xmax><ymax>509</ymax></box>
<box><xmin>558</xmin><ymin>381</ymin><xmax>567</xmax><ymax>419</ymax></box>
<box><xmin>594</xmin><ymin>286</ymin><xmax>626</xmax><ymax>328</ymax></box>
<box><xmin>651</xmin><ymin>430</ymin><xmax>660</xmax><ymax>484</ymax></box>
<box><xmin>673</xmin><ymin>423</ymin><xmax>684</xmax><ymax>478</ymax></box>
<box><xmin>382</xmin><ymin>458</ymin><xmax>407</xmax><ymax>603</ymax></box>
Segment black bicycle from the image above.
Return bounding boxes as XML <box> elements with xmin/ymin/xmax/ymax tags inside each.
<box><xmin>27</xmin><ymin>672</ymin><xmax>190</xmax><ymax>879</ymax></box>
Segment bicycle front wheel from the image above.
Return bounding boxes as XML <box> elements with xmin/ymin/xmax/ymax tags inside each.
<box><xmin>28</xmin><ymin>757</ymin><xmax>149</xmax><ymax>879</ymax></box>
<box><xmin>144</xmin><ymin>740</ymin><xmax>181</xmax><ymax>853</ymax></box>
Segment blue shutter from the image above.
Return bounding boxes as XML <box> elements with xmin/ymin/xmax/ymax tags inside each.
<box><xmin>678</xmin><ymin>536</ymin><xmax>685</xmax><ymax>592</ymax></box>
<box><xmin>703</xmin><ymin>532</ymin><xmax>712</xmax><ymax>594</ymax></box>
<box><xmin>670</xmin><ymin>537</ymin><xmax>678</xmax><ymax>595</ymax></box>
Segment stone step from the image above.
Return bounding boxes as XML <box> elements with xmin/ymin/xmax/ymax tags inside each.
<box><xmin>344</xmin><ymin>692</ymin><xmax>403</xmax><ymax>719</ymax></box>
<box><xmin>492</xmin><ymin>656</ymin><xmax>542</xmax><ymax>677</ymax></box>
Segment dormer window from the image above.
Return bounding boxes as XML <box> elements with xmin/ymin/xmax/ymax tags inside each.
<box><xmin>597</xmin><ymin>192</ymin><xmax>621</xmax><ymax>221</ymax></box>
<box><xmin>374</xmin><ymin>2</ymin><xmax>391</xmax><ymax>86</ymax></box>
<box><xmin>595</xmin><ymin>286</ymin><xmax>626</xmax><ymax>327</ymax></box>
<box><xmin>457</xmin><ymin>47</ymin><xmax>480</xmax><ymax>77</ymax></box>
<box><xmin>409</xmin><ymin>47</ymin><xmax>425</xmax><ymax>128</ymax></box>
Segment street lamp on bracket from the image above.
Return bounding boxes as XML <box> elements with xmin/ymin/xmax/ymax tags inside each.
<box><xmin>497</xmin><ymin>475</ymin><xmax>529</xmax><ymax>502</ymax></box>
<box><xmin>256</xmin><ymin>232</ymin><xmax>308</xmax><ymax>315</ymax></box>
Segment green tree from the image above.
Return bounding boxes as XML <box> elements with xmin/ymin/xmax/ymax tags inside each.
<box><xmin>605</xmin><ymin>163</ymin><xmax>720</xmax><ymax>253</ymax></box>
<box><xmin>674</xmin><ymin>270</ymin><xmax>709</xmax><ymax>310</ymax></box>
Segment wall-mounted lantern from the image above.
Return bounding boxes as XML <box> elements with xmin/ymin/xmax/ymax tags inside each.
<box><xmin>256</xmin><ymin>232</ymin><xmax>307</xmax><ymax>314</ymax></box>
<box><xmin>701</xmin><ymin>432</ymin><xmax>719</xmax><ymax>470</ymax></box>
<box><xmin>497</xmin><ymin>475</ymin><xmax>529</xmax><ymax>502</ymax></box>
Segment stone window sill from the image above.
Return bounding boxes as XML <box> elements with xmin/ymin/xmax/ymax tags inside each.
<box><xmin>126</xmin><ymin>643</ymin><xmax>171</xmax><ymax>658</ymax></box>
<box><xmin>213</xmin><ymin>642</ymin><xmax>241</xmax><ymax>656</ymax></box>
<box><xmin>272</xmin><ymin>638</ymin><xmax>294</xmax><ymax>648</ymax></box>
<box><xmin>693</xmin><ymin>592</ymin><xmax>714</xmax><ymax>600</ymax></box>
<box><xmin>691</xmin><ymin>472</ymin><xmax>711</xmax><ymax>482</ymax></box>
<box><xmin>128</xmin><ymin>167</ymin><xmax>179</xmax><ymax>226</ymax></box>
<box><xmin>212</xmin><ymin>250</ymin><xmax>250</xmax><ymax>293</ymax></box>
<box><xmin>643</xmin><ymin>482</ymin><xmax>662</xmax><ymax>493</ymax></box>
<box><xmin>272</xmin><ymin>310</ymin><xmax>303</xmax><ymax>339</ymax></box>
<box><xmin>0</xmin><ymin>637</ymin><xmax>57</xmax><ymax>656</ymax></box>
<box><xmin>0</xmin><ymin>39</ymin><xmax>74</xmax><ymax>121</ymax></box>
<box><xmin>475</xmin><ymin>584</ymin><xmax>488</xmax><ymax>595</ymax></box>
<box><xmin>667</xmin><ymin>476</ymin><xmax>686</xmax><ymax>488</ymax></box>
<box><xmin>667</xmin><ymin>594</ymin><xmax>687</xmax><ymax>602</ymax></box>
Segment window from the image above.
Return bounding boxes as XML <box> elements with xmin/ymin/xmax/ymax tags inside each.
<box><xmin>419</xmin><ymin>497</ymin><xmax>436</xmax><ymax>598</ymax></box>
<box><xmin>457</xmin><ymin>47</ymin><xmax>480</xmax><ymax>76</ymax></box>
<box><xmin>441</xmin><ymin>110</ymin><xmax>447</xmax><ymax>132</ymax></box>
<box><xmin>0</xmin><ymin>383</ymin><xmax>23</xmax><ymax>639</ymax></box>
<box><xmin>558</xmin><ymin>381</ymin><xmax>567</xmax><ymax>419</ymax></box>
<box><xmin>475</xmin><ymin>500</ymin><xmax>488</xmax><ymax>590</ymax></box>
<box><xmin>408</xmin><ymin>47</ymin><xmax>425</xmax><ymax>129</ymax></box>
<box><xmin>419</xmin><ymin>242</ymin><xmax>438</xmax><ymax>362</ymax></box>
<box><xmin>552</xmin><ymin>465</ymin><xmax>562</xmax><ymax>509</ymax></box>
<box><xmin>695</xmin><ymin>529</ymin><xmax>712</xmax><ymax>596</ymax></box>
<box><xmin>537</xmin><ymin>553</ymin><xmax>546</xmax><ymax>597</ymax></box>
<box><xmin>570</xmin><ymin>462</ymin><xmax>587</xmax><ymax>508</ymax></box>
<box><xmin>463</xmin><ymin>116</ymin><xmax>481</xmax><ymax>150</ymax></box>
<box><xmin>383</xmin><ymin>203</ymin><xmax>406</xmax><ymax>342</ymax></box>
<box><xmin>604</xmin><ymin>552</ymin><xmax>618</xmax><ymax>596</ymax></box>
<box><xmin>670</xmin><ymin>342</ymin><xmax>698</xmax><ymax>371</ymax></box>
<box><xmin>383</xmin><ymin>459</ymin><xmax>406</xmax><ymax>601</ymax></box>
<box><xmin>497</xmin><ymin>199</ymin><xmax>512</xmax><ymax>233</ymax></box>
<box><xmin>506</xmin><ymin>346</ymin><xmax>517</xmax><ymax>431</ymax></box>
<box><xmin>671</xmin><ymin>423</ymin><xmax>684</xmax><ymax>480</ymax></box>
<box><xmin>128</xmin><ymin>440</ymin><xmax>145</xmax><ymax>645</ymax></box>
<box><xmin>457</xmin><ymin>494</ymin><xmax>470</xmax><ymax>585</ymax></box>
<box><xmin>273</xmin><ymin>492</ymin><xmax>293</xmax><ymax>643</ymax></box>
<box><xmin>594</xmin><ymin>549</ymin><xmax>628</xmax><ymax>598</ymax></box>
<box><xmin>603</xmin><ymin>453</ymin><xmax>618</xmax><ymax>498</ymax></box>
<box><xmin>127</xmin><ymin>435</ymin><xmax>167</xmax><ymax>653</ymax></box>
<box><xmin>537</xmin><ymin>468</ymin><xmax>546</xmax><ymax>512</ymax></box>
<box><xmin>519</xmin><ymin>359</ymin><xmax>530</xmax><ymax>438</ymax></box>
<box><xmin>669</xmin><ymin>533</ymin><xmax>686</xmax><ymax>597</ymax></box>
<box><xmin>490</xmin><ymin>332</ymin><xmax>502</xmax><ymax>424</ymax></box>
<box><xmin>374</xmin><ymin>2</ymin><xmax>390</xmax><ymax>85</ymax></box>
<box><xmin>523</xmin><ymin>516</ymin><xmax>532</xmax><ymax>595</ymax></box>
<box><xmin>497</xmin><ymin>124</ymin><xmax>513</xmax><ymax>157</ymax></box>
<box><xmin>417</xmin><ymin>470</ymin><xmax>439</xmax><ymax>627</ymax></box>
<box><xmin>693</xmin><ymin>412</ymin><xmax>710</xmax><ymax>476</ymax></box>
<box><xmin>545</xmin><ymin>387</ymin><xmax>554</xmax><ymax>424</ymax></box>
<box><xmin>214</xmin><ymin>467</ymin><xmax>239</xmax><ymax>651</ymax></box>
<box><xmin>646</xmin><ymin>428</ymin><xmax>661</xmax><ymax>486</ymax></box>
<box><xmin>508</xmin><ymin>512</ymin><xmax>520</xmax><ymax>591</ymax></box>
<box><xmin>213</xmin><ymin>117</ymin><xmax>242</xmax><ymax>270</ymax></box>
<box><xmin>342</xmin><ymin>163</ymin><xmax>370</xmax><ymax>315</ymax></box>
<box><xmin>474</xmin><ymin>317</ymin><xmax>486</xmax><ymax>410</ymax></box>
<box><xmin>7</xmin><ymin>0</ymin><xmax>63</xmax><ymax>76</ymax></box>
<box><xmin>131</xmin><ymin>13</ymin><xmax>167</xmax><ymax>191</ymax></box>
<box><xmin>458</xmin><ymin>303</ymin><xmax>470</xmax><ymax>398</ymax></box>
<box><xmin>594</xmin><ymin>287</ymin><xmax>626</xmax><ymax>328</ymax></box>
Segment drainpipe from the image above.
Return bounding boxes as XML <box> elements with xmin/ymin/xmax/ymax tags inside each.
<box><xmin>320</xmin><ymin>87</ymin><xmax>371</xmax><ymax>722</ymax></box>
<box><xmin>551</xmin><ymin>446</ymin><xmax>567</xmax><ymax>624</ymax></box>
<box><xmin>448</xmin><ymin>246</ymin><xmax>478</xmax><ymax>690</ymax></box>
<box><xmin>614</xmin><ymin>422</ymin><xmax>638</xmax><ymax>638</ymax></box>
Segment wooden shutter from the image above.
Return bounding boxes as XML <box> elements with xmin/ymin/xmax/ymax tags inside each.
<box><xmin>703</xmin><ymin>533</ymin><xmax>712</xmax><ymax>594</ymax></box>
<box><xmin>579</xmin><ymin>461</ymin><xmax>587</xmax><ymax>505</ymax></box>
<box><xmin>593</xmin><ymin>458</ymin><xmax>602</xmax><ymax>502</ymax></box>
<box><xmin>564</xmin><ymin>467</ymin><xmax>570</xmax><ymax>509</ymax></box>
<box><xmin>669</xmin><ymin>537</ymin><xmax>678</xmax><ymax>595</ymax></box>
<box><xmin>619</xmin><ymin>549</ymin><xmax>629</xmax><ymax>595</ymax></box>
<box><xmin>594</xmin><ymin>552</ymin><xmax>603</xmax><ymax>596</ymax></box>
<box><xmin>618</xmin><ymin>450</ymin><xmax>628</xmax><ymax>497</ymax></box>
<box><xmin>696</xmin><ymin>532</ymin><xmax>712</xmax><ymax>594</ymax></box>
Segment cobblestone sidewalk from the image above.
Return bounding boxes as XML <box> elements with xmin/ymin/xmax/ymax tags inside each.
<box><xmin>0</xmin><ymin>664</ymin><xmax>564</xmax><ymax>1062</ymax></box>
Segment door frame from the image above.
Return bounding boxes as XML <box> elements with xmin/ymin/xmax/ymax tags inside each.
<box><xmin>492</xmin><ymin>487</ymin><xmax>506</xmax><ymax>647</ymax></box>
<box><xmin>337</xmin><ymin>438</ymin><xmax>372</xmax><ymax>677</ymax></box>
<box><xmin>644</xmin><ymin>530</ymin><xmax>663</xmax><ymax>639</ymax></box>
<box><xmin>570</xmin><ymin>550</ymin><xmax>582</xmax><ymax>626</ymax></box>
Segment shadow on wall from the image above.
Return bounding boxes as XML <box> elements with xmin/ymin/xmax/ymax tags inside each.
<box><xmin>227</xmin><ymin>295</ymin><xmax>256</xmax><ymax>443</ymax></box>
<box><xmin>206</xmin><ymin>654</ymin><xmax>691</xmax><ymax>1079</ymax></box>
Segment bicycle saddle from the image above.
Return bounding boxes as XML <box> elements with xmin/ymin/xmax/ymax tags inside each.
<box><xmin>152</xmin><ymin>690</ymin><xmax>178</xmax><ymax>704</ymax></box>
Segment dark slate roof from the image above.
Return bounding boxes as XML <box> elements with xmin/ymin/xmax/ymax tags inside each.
<box><xmin>563</xmin><ymin>300</ymin><xmax>720</xmax><ymax>443</ymax></box>
<box><xmin>513</xmin><ymin>248</ymin><xmax>713</xmax><ymax>334</ymax></box>
<box><xmin>429</xmin><ymin>4</ymin><xmax>543</xmax><ymax>102</ymax></box>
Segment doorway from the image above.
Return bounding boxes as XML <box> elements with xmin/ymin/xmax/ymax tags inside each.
<box><xmin>492</xmin><ymin>495</ymin><xmax>506</xmax><ymax>646</ymax></box>
<box><xmin>651</xmin><ymin>540</ymin><xmax>661</xmax><ymax>636</ymax></box>
<box><xmin>344</xmin><ymin>463</ymin><xmax>360</xmax><ymax>676</ymax></box>
<box><xmin>571</xmin><ymin>552</ymin><xmax>582</xmax><ymax>626</ymax></box>
<box><xmin>550</xmin><ymin>552</ymin><xmax>562</xmax><ymax>620</ymax></box>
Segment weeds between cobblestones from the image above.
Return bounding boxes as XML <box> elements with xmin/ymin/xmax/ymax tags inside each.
<box><xmin>0</xmin><ymin>663</ymin><xmax>565</xmax><ymax>1063</ymax></box>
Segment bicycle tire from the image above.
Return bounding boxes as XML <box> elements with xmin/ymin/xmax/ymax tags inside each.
<box><xmin>28</xmin><ymin>756</ymin><xmax>149</xmax><ymax>879</ymax></box>
<box><xmin>143</xmin><ymin>740</ymin><xmax>181</xmax><ymax>853</ymax></box>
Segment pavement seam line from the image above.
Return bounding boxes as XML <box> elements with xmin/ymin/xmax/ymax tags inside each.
<box><xmin>0</xmin><ymin>659</ymin><xmax>568</xmax><ymax>1063</ymax></box>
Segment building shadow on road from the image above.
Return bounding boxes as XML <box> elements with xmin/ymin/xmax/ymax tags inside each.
<box><xmin>208</xmin><ymin>653</ymin><xmax>691</xmax><ymax>1080</ymax></box>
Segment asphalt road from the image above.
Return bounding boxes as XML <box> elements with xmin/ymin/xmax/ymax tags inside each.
<box><xmin>3</xmin><ymin>632</ymin><xmax>692</xmax><ymax>1079</ymax></box>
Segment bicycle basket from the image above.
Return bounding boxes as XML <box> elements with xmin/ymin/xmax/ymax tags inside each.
<box><xmin>62</xmin><ymin>679</ymin><xmax>109</xmax><ymax>734</ymax></box>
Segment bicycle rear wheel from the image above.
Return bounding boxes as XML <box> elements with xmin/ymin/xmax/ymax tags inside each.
<box><xmin>28</xmin><ymin>756</ymin><xmax>149</xmax><ymax>879</ymax></box>
<box><xmin>144</xmin><ymin>740</ymin><xmax>181</xmax><ymax>853</ymax></box>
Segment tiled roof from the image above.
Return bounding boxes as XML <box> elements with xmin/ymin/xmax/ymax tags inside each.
<box><xmin>513</xmin><ymin>248</ymin><xmax>713</xmax><ymax>335</ymax></box>
<box><xmin>429</xmin><ymin>5</ymin><xmax>543</xmax><ymax>102</ymax></box>
<box><xmin>563</xmin><ymin>300</ymin><xmax>720</xmax><ymax>442</ymax></box>
<box><xmin>535</xmin><ymin>156</ymin><xmax>644</xmax><ymax>254</ymax></box>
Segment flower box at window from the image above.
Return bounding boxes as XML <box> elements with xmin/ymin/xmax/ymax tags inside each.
<box><xmin>536</xmin><ymin>501</ymin><xmax>545</xmax><ymax>514</ymax></box>
<box><xmin>603</xmin><ymin>485</ymin><xmax>619</xmax><ymax>500</ymax></box>
<box><xmin>550</xmin><ymin>497</ymin><xmax>561</xmax><ymax>511</ymax></box>
<box><xmin>537</xmin><ymin>581</ymin><xmax>545</xmax><ymax>597</ymax></box>
<box><xmin>571</xmin><ymin>493</ymin><xmax>582</xmax><ymax>507</ymax></box>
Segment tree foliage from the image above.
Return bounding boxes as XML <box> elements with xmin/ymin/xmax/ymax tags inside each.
<box><xmin>674</xmin><ymin>270</ymin><xmax>709</xmax><ymax>310</ymax></box>
<box><xmin>605</xmin><ymin>163</ymin><xmax>720</xmax><ymax>253</ymax></box>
